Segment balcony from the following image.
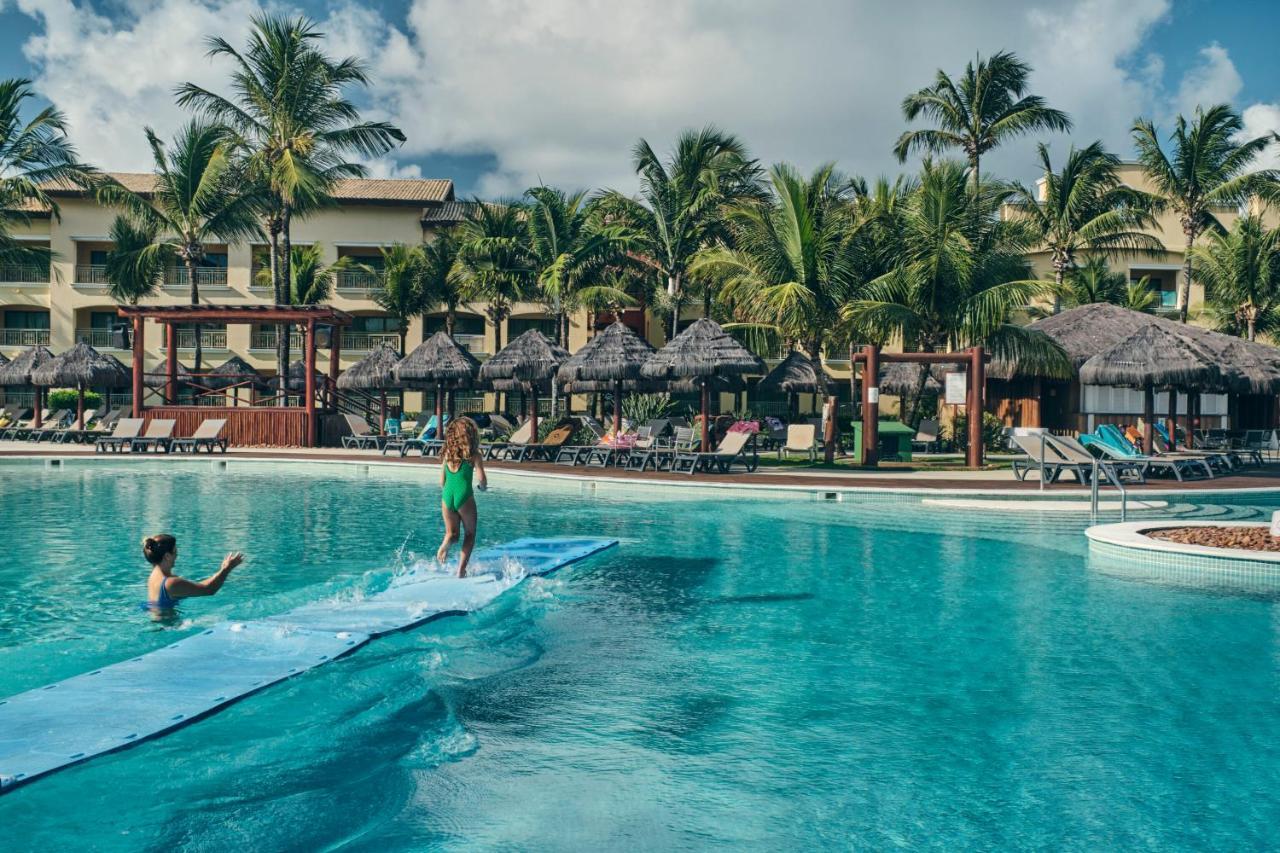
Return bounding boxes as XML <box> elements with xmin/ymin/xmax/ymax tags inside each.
<box><xmin>250</xmin><ymin>330</ymin><xmax>304</xmax><ymax>351</ymax></box>
<box><xmin>160</xmin><ymin>329</ymin><xmax>228</xmax><ymax>351</ymax></box>
<box><xmin>164</xmin><ymin>266</ymin><xmax>229</xmax><ymax>289</ymax></box>
<box><xmin>75</xmin><ymin>328</ymin><xmax>122</xmax><ymax>349</ymax></box>
<box><xmin>0</xmin><ymin>328</ymin><xmax>51</xmax><ymax>346</ymax></box>
<box><xmin>75</xmin><ymin>264</ymin><xmax>109</xmax><ymax>285</ymax></box>
<box><xmin>0</xmin><ymin>264</ymin><xmax>50</xmax><ymax>284</ymax></box>
<box><xmin>335</xmin><ymin>269</ymin><xmax>383</xmax><ymax>293</ymax></box>
<box><xmin>454</xmin><ymin>333</ymin><xmax>489</xmax><ymax>359</ymax></box>
<box><xmin>342</xmin><ymin>331</ymin><xmax>400</xmax><ymax>352</ymax></box>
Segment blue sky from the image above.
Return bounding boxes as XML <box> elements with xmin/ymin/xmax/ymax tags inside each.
<box><xmin>1</xmin><ymin>0</ymin><xmax>1277</xmax><ymax>196</ymax></box>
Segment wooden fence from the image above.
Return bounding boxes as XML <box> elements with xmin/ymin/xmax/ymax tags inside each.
<box><xmin>144</xmin><ymin>406</ymin><xmax>312</xmax><ymax>447</ymax></box>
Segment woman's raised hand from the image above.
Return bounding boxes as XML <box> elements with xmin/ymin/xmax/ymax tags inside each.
<box><xmin>221</xmin><ymin>552</ymin><xmax>244</xmax><ymax>572</ymax></box>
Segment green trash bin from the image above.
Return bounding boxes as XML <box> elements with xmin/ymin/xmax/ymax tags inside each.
<box><xmin>849</xmin><ymin>419</ymin><xmax>916</xmax><ymax>463</ymax></box>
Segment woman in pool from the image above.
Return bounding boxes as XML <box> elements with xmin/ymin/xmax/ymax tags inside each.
<box><xmin>437</xmin><ymin>416</ymin><xmax>488</xmax><ymax>577</ymax></box>
<box><xmin>143</xmin><ymin>533</ymin><xmax>243</xmax><ymax>615</ymax></box>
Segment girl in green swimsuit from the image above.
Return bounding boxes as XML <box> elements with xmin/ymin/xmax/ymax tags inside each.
<box><xmin>437</xmin><ymin>417</ymin><xmax>488</xmax><ymax>577</ymax></box>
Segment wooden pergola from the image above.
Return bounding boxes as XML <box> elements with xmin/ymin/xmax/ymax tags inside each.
<box><xmin>118</xmin><ymin>304</ymin><xmax>353</xmax><ymax>447</ymax></box>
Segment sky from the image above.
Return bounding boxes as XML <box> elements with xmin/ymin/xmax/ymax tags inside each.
<box><xmin>0</xmin><ymin>0</ymin><xmax>1277</xmax><ymax>197</ymax></box>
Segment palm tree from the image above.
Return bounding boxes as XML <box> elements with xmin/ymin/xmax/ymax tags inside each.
<box><xmin>1010</xmin><ymin>142</ymin><xmax>1160</xmax><ymax>307</ymax></box>
<box><xmin>373</xmin><ymin>244</ymin><xmax>427</xmax><ymax>355</ymax></box>
<box><xmin>0</xmin><ymin>78</ymin><xmax>97</xmax><ymax>271</ymax></box>
<box><xmin>894</xmin><ymin>51</ymin><xmax>1071</xmax><ymax>190</ymax></box>
<box><xmin>843</xmin><ymin>160</ymin><xmax>1068</xmax><ymax>375</ymax></box>
<box><xmin>103</xmin><ymin>216</ymin><xmax>167</xmax><ymax>305</ymax></box>
<box><xmin>693</xmin><ymin>162</ymin><xmax>861</xmax><ymax>400</ymax></box>
<box><xmin>254</xmin><ymin>243</ymin><xmax>353</xmax><ymax>305</ymax></box>
<box><xmin>177</xmin><ymin>12</ymin><xmax>405</xmax><ymax>380</ymax></box>
<box><xmin>596</xmin><ymin>126</ymin><xmax>761</xmax><ymax>337</ymax></box>
<box><xmin>457</xmin><ymin>201</ymin><xmax>536</xmax><ymax>355</ymax></box>
<box><xmin>1193</xmin><ymin>215</ymin><xmax>1280</xmax><ymax>341</ymax></box>
<box><xmin>419</xmin><ymin>229</ymin><xmax>467</xmax><ymax>336</ymax></box>
<box><xmin>1060</xmin><ymin>255</ymin><xmax>1126</xmax><ymax>306</ymax></box>
<box><xmin>1132</xmin><ymin>104</ymin><xmax>1280</xmax><ymax>322</ymax></box>
<box><xmin>97</xmin><ymin>121</ymin><xmax>261</xmax><ymax>370</ymax></box>
<box><xmin>1124</xmin><ymin>278</ymin><xmax>1160</xmax><ymax>314</ymax></box>
<box><xmin>523</xmin><ymin>185</ymin><xmax>635</xmax><ymax>347</ymax></box>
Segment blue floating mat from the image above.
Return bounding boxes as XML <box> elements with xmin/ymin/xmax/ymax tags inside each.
<box><xmin>0</xmin><ymin>537</ymin><xmax>615</xmax><ymax>792</ymax></box>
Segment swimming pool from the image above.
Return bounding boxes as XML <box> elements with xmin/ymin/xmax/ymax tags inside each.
<box><xmin>3</xmin><ymin>459</ymin><xmax>1280</xmax><ymax>849</ymax></box>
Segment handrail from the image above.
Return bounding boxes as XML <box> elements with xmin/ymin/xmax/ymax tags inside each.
<box><xmin>1089</xmin><ymin>457</ymin><xmax>1128</xmax><ymax>523</ymax></box>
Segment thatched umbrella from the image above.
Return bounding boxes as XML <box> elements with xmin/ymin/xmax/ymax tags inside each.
<box><xmin>478</xmin><ymin>330</ymin><xmax>569</xmax><ymax>438</ymax></box>
<box><xmin>758</xmin><ymin>350</ymin><xmax>833</xmax><ymax>417</ymax></box>
<box><xmin>338</xmin><ymin>344</ymin><xmax>404</xmax><ymax>428</ymax></box>
<box><xmin>395</xmin><ymin>332</ymin><xmax>482</xmax><ymax>423</ymax></box>
<box><xmin>30</xmin><ymin>342</ymin><xmax>130</xmax><ymax>429</ymax></box>
<box><xmin>878</xmin><ymin>362</ymin><xmax>944</xmax><ymax>396</ymax></box>
<box><xmin>143</xmin><ymin>360</ymin><xmax>191</xmax><ymax>404</ymax></box>
<box><xmin>205</xmin><ymin>355</ymin><xmax>265</xmax><ymax>405</ymax></box>
<box><xmin>557</xmin><ymin>321</ymin><xmax>656</xmax><ymax>435</ymax></box>
<box><xmin>641</xmin><ymin>317</ymin><xmax>765</xmax><ymax>451</ymax></box>
<box><xmin>267</xmin><ymin>360</ymin><xmax>306</xmax><ymax>393</ymax></box>
<box><xmin>0</xmin><ymin>345</ymin><xmax>55</xmax><ymax>427</ymax></box>
<box><xmin>1079</xmin><ymin>324</ymin><xmax>1222</xmax><ymax>450</ymax></box>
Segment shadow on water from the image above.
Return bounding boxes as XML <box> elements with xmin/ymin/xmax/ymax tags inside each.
<box><xmin>584</xmin><ymin>556</ymin><xmax>722</xmax><ymax>617</ymax></box>
<box><xmin>702</xmin><ymin>592</ymin><xmax>815</xmax><ymax>606</ymax></box>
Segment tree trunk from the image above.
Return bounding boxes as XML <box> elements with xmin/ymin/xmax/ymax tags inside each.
<box><xmin>279</xmin><ymin>206</ymin><xmax>293</xmax><ymax>405</ymax></box>
<box><xmin>1052</xmin><ymin>255</ymin><xmax>1066</xmax><ymax>314</ymax></box>
<box><xmin>703</xmin><ymin>285</ymin><xmax>712</xmax><ymax>318</ymax></box>
<box><xmin>848</xmin><ymin>341</ymin><xmax>859</xmax><ymax>416</ymax></box>
<box><xmin>399</xmin><ymin>327</ymin><xmax>408</xmax><ymax>357</ymax></box>
<box><xmin>1247</xmin><ymin>313</ymin><xmax>1257</xmax><ymax>342</ymax></box>
<box><xmin>187</xmin><ymin>255</ymin><xmax>203</xmax><ymax>372</ymax></box>
<box><xmin>1179</xmin><ymin>221</ymin><xmax>1196</xmax><ymax>323</ymax></box>
<box><xmin>493</xmin><ymin>313</ymin><xmax>505</xmax><ymax>412</ymax></box>
<box><xmin>446</xmin><ymin>305</ymin><xmax>456</xmax><ymax>336</ymax></box>
<box><xmin>668</xmin><ymin>273</ymin><xmax>680</xmax><ymax>341</ymax></box>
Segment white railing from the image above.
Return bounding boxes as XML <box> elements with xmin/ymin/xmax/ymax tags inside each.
<box><xmin>341</xmin><ymin>331</ymin><xmax>400</xmax><ymax>352</ymax></box>
<box><xmin>160</xmin><ymin>329</ymin><xmax>228</xmax><ymax>350</ymax></box>
<box><xmin>0</xmin><ymin>264</ymin><xmax>50</xmax><ymax>284</ymax></box>
<box><xmin>75</xmin><ymin>328</ymin><xmax>121</xmax><ymax>348</ymax></box>
<box><xmin>335</xmin><ymin>269</ymin><xmax>383</xmax><ymax>292</ymax></box>
<box><xmin>453</xmin><ymin>333</ymin><xmax>488</xmax><ymax>359</ymax></box>
<box><xmin>75</xmin><ymin>264</ymin><xmax>109</xmax><ymax>284</ymax></box>
<box><xmin>249</xmin><ymin>330</ymin><xmax>305</xmax><ymax>351</ymax></box>
<box><xmin>165</xmin><ymin>266</ymin><xmax>229</xmax><ymax>287</ymax></box>
<box><xmin>0</xmin><ymin>328</ymin><xmax>50</xmax><ymax>346</ymax></box>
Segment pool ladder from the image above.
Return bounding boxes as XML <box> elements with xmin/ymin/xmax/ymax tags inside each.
<box><xmin>1034</xmin><ymin>433</ymin><xmax>1126</xmax><ymax>522</ymax></box>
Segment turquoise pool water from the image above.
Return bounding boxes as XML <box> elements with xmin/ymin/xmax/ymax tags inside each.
<box><xmin>3</xmin><ymin>460</ymin><xmax>1280</xmax><ymax>850</ymax></box>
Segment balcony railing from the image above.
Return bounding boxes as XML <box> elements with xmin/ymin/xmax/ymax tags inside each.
<box><xmin>454</xmin><ymin>333</ymin><xmax>489</xmax><ymax>359</ymax></box>
<box><xmin>250</xmin><ymin>330</ymin><xmax>304</xmax><ymax>351</ymax></box>
<box><xmin>0</xmin><ymin>328</ymin><xmax>51</xmax><ymax>346</ymax></box>
<box><xmin>160</xmin><ymin>329</ymin><xmax>228</xmax><ymax>351</ymax></box>
<box><xmin>0</xmin><ymin>264</ymin><xmax>50</xmax><ymax>284</ymax></box>
<box><xmin>75</xmin><ymin>264</ymin><xmax>109</xmax><ymax>284</ymax></box>
<box><xmin>335</xmin><ymin>269</ymin><xmax>384</xmax><ymax>292</ymax></box>
<box><xmin>342</xmin><ymin>331</ymin><xmax>400</xmax><ymax>352</ymax></box>
<box><xmin>75</xmin><ymin>328</ymin><xmax>122</xmax><ymax>349</ymax></box>
<box><xmin>165</xmin><ymin>266</ymin><xmax>229</xmax><ymax>288</ymax></box>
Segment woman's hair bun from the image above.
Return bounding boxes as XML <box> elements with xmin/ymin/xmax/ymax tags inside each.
<box><xmin>142</xmin><ymin>533</ymin><xmax>177</xmax><ymax>565</ymax></box>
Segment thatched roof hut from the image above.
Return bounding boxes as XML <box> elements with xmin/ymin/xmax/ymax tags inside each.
<box><xmin>0</xmin><ymin>345</ymin><xmax>54</xmax><ymax>387</ymax></box>
<box><xmin>557</xmin><ymin>322</ymin><xmax>657</xmax><ymax>433</ymax></box>
<box><xmin>31</xmin><ymin>342</ymin><xmax>130</xmax><ymax>389</ymax></box>
<box><xmin>30</xmin><ymin>342</ymin><xmax>131</xmax><ymax>429</ymax></box>
<box><xmin>641</xmin><ymin>318</ymin><xmax>765</xmax><ymax>450</ymax></box>
<box><xmin>143</xmin><ymin>360</ymin><xmax>192</xmax><ymax>389</ymax></box>
<box><xmin>337</xmin><ymin>345</ymin><xmax>402</xmax><ymax>391</ymax></box>
<box><xmin>0</xmin><ymin>352</ymin><xmax>8</xmax><ymax>367</ymax></box>
<box><xmin>757</xmin><ymin>351</ymin><xmax>831</xmax><ymax>395</ymax></box>
<box><xmin>205</xmin><ymin>356</ymin><xmax>267</xmax><ymax>395</ymax></box>
<box><xmin>395</xmin><ymin>332</ymin><xmax>481</xmax><ymax>389</ymax></box>
<box><xmin>479</xmin><ymin>329</ymin><xmax>568</xmax><ymax>387</ymax></box>
<box><xmin>1078</xmin><ymin>325</ymin><xmax>1222</xmax><ymax>389</ymax></box>
<box><xmin>878</xmin><ymin>362</ymin><xmax>945</xmax><ymax>396</ymax></box>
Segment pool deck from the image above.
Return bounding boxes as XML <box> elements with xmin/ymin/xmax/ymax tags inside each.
<box><xmin>4</xmin><ymin>440</ymin><xmax>1280</xmax><ymax>495</ymax></box>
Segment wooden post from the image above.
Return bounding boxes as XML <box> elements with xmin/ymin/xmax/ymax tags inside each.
<box><xmin>863</xmin><ymin>345</ymin><xmax>879</xmax><ymax>466</ymax></box>
<box><xmin>165</xmin><ymin>322</ymin><xmax>177</xmax><ymax>404</ymax></box>
<box><xmin>131</xmin><ymin>316</ymin><xmax>144</xmax><ymax>418</ymax></box>
<box><xmin>1166</xmin><ymin>388</ymin><xmax>1177</xmax><ymax>447</ymax></box>
<box><xmin>530</xmin><ymin>385</ymin><xmax>539</xmax><ymax>441</ymax></box>
<box><xmin>1143</xmin><ymin>384</ymin><xmax>1155</xmax><ymax>452</ymax></box>
<box><xmin>1030</xmin><ymin>377</ymin><xmax>1043</xmax><ymax>428</ymax></box>
<box><xmin>967</xmin><ymin>346</ymin><xmax>985</xmax><ymax>468</ymax></box>
<box><xmin>76</xmin><ymin>385</ymin><xmax>85</xmax><ymax>430</ymax></box>
<box><xmin>700</xmin><ymin>378</ymin><xmax>710</xmax><ymax>452</ymax></box>
<box><xmin>380</xmin><ymin>390</ymin><xmax>388</xmax><ymax>431</ymax></box>
<box><xmin>435</xmin><ymin>382</ymin><xmax>444</xmax><ymax>424</ymax></box>
<box><xmin>33</xmin><ymin>385</ymin><xmax>43</xmax><ymax>428</ymax></box>
<box><xmin>823</xmin><ymin>396</ymin><xmax>837</xmax><ymax>464</ymax></box>
<box><xmin>613</xmin><ymin>379</ymin><xmax>623</xmax><ymax>437</ymax></box>
<box><xmin>304</xmin><ymin>320</ymin><xmax>317</xmax><ymax>447</ymax></box>
<box><xmin>328</xmin><ymin>325</ymin><xmax>341</xmax><ymax>409</ymax></box>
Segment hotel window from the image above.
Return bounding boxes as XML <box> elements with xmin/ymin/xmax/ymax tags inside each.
<box><xmin>351</xmin><ymin>316</ymin><xmax>401</xmax><ymax>333</ymax></box>
<box><xmin>4</xmin><ymin>310</ymin><xmax>50</xmax><ymax>329</ymax></box>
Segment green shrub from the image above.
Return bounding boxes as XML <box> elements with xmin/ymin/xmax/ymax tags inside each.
<box><xmin>47</xmin><ymin>388</ymin><xmax>103</xmax><ymax>411</ymax></box>
<box><xmin>948</xmin><ymin>412</ymin><xmax>1006</xmax><ymax>452</ymax></box>
<box><xmin>622</xmin><ymin>393</ymin><xmax>675</xmax><ymax>425</ymax></box>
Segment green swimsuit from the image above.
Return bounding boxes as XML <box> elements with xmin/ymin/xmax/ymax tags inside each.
<box><xmin>441</xmin><ymin>460</ymin><xmax>475</xmax><ymax>511</ymax></box>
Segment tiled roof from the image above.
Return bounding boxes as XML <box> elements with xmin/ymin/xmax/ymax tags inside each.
<box><xmin>39</xmin><ymin>173</ymin><xmax>454</xmax><ymax>205</ymax></box>
<box><xmin>420</xmin><ymin>200</ymin><xmax>471</xmax><ymax>224</ymax></box>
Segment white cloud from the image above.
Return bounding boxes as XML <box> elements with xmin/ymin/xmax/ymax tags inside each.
<box><xmin>1241</xmin><ymin>103</ymin><xmax>1280</xmax><ymax>171</ymax></box>
<box><xmin>8</xmin><ymin>0</ymin><xmax>1273</xmax><ymax>194</ymax></box>
<box><xmin>1175</xmin><ymin>41</ymin><xmax>1243</xmax><ymax>115</ymax></box>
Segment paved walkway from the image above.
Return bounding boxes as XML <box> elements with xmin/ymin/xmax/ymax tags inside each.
<box><xmin>4</xmin><ymin>441</ymin><xmax>1280</xmax><ymax>495</ymax></box>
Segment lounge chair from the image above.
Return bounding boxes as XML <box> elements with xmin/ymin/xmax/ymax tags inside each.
<box><xmin>130</xmin><ymin>419</ymin><xmax>176</xmax><ymax>453</ymax></box>
<box><xmin>172</xmin><ymin>419</ymin><xmax>228</xmax><ymax>454</ymax></box>
<box><xmin>1149</xmin><ymin>423</ymin><xmax>1244</xmax><ymax>470</ymax></box>
<box><xmin>54</xmin><ymin>407</ymin><xmax>124</xmax><ymax>444</ymax></box>
<box><xmin>95</xmin><ymin>418</ymin><xmax>145</xmax><ymax>452</ymax></box>
<box><xmin>1</xmin><ymin>408</ymin><xmax>40</xmax><ymax>441</ymax></box>
<box><xmin>777</xmin><ymin>424</ymin><xmax>819</xmax><ymax>462</ymax></box>
<box><xmin>341</xmin><ymin>414</ymin><xmax>385</xmax><ymax>450</ymax></box>
<box><xmin>501</xmin><ymin>421</ymin><xmax>578</xmax><ymax>462</ymax></box>
<box><xmin>26</xmin><ymin>409</ymin><xmax>72</xmax><ymax>442</ymax></box>
<box><xmin>672</xmin><ymin>430</ymin><xmax>759</xmax><ymax>475</ymax></box>
<box><xmin>483</xmin><ymin>419</ymin><xmax>534</xmax><ymax>459</ymax></box>
<box><xmin>1081</xmin><ymin>433</ymin><xmax>1211</xmax><ymax>481</ymax></box>
<box><xmin>395</xmin><ymin>415</ymin><xmax>452</xmax><ymax>457</ymax></box>
<box><xmin>1104</xmin><ymin>424</ymin><xmax>1231</xmax><ymax>473</ymax></box>
<box><xmin>1048</xmin><ymin>434</ymin><xmax>1148</xmax><ymax>483</ymax></box>
<box><xmin>912</xmin><ymin>418</ymin><xmax>941</xmax><ymax>453</ymax></box>
<box><xmin>1010</xmin><ymin>433</ymin><xmax>1096</xmax><ymax>484</ymax></box>
<box><xmin>626</xmin><ymin>426</ymin><xmax>698</xmax><ymax>472</ymax></box>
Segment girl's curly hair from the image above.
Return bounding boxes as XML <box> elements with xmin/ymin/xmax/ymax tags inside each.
<box><xmin>442</xmin><ymin>417</ymin><xmax>479</xmax><ymax>466</ymax></box>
